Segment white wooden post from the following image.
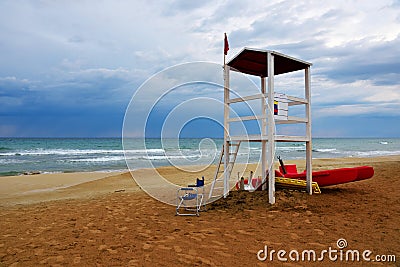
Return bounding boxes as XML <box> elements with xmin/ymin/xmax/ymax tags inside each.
<box><xmin>305</xmin><ymin>66</ymin><xmax>312</xmax><ymax>194</ymax></box>
<box><xmin>261</xmin><ymin>77</ymin><xmax>267</xmax><ymax>191</ymax></box>
<box><xmin>267</xmin><ymin>52</ymin><xmax>275</xmax><ymax>204</ymax></box>
<box><xmin>224</xmin><ymin>65</ymin><xmax>230</xmax><ymax>198</ymax></box>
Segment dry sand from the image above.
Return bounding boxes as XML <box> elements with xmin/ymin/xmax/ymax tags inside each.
<box><xmin>0</xmin><ymin>156</ymin><xmax>399</xmax><ymax>266</ymax></box>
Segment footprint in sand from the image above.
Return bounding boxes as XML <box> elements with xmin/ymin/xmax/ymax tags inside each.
<box><xmin>211</xmin><ymin>240</ymin><xmax>226</xmax><ymax>246</ymax></box>
<box><xmin>128</xmin><ymin>259</ymin><xmax>139</xmax><ymax>266</ymax></box>
<box><xmin>164</xmin><ymin>235</ymin><xmax>176</xmax><ymax>241</ymax></box>
<box><xmin>178</xmin><ymin>253</ymin><xmax>216</xmax><ymax>266</ymax></box>
<box><xmin>106</xmin><ymin>248</ymin><xmax>118</xmax><ymax>254</ymax></box>
<box><xmin>236</xmin><ymin>229</ymin><xmax>253</xmax><ymax>235</ymax></box>
<box><xmin>215</xmin><ymin>251</ymin><xmax>231</xmax><ymax>257</ymax></box>
<box><xmin>177</xmin><ymin>253</ymin><xmax>197</xmax><ymax>264</ymax></box>
<box><xmin>189</xmin><ymin>235</ymin><xmax>203</xmax><ymax>242</ymax></box>
<box><xmin>308</xmin><ymin>242</ymin><xmax>326</xmax><ymax>249</ymax></box>
<box><xmin>142</xmin><ymin>243</ymin><xmax>152</xmax><ymax>250</ymax></box>
<box><xmin>39</xmin><ymin>255</ymin><xmax>64</xmax><ymax>265</ymax></box>
<box><xmin>314</xmin><ymin>228</ymin><xmax>324</xmax><ymax>236</ymax></box>
<box><xmin>98</xmin><ymin>245</ymin><xmax>107</xmax><ymax>251</ymax></box>
<box><xmin>118</xmin><ymin>226</ymin><xmax>128</xmax><ymax>231</ymax></box>
<box><xmin>34</xmin><ymin>248</ymin><xmax>45</xmax><ymax>256</ymax></box>
<box><xmin>138</xmin><ymin>232</ymin><xmax>151</xmax><ymax>238</ymax></box>
<box><xmin>223</xmin><ymin>233</ymin><xmax>237</xmax><ymax>239</ymax></box>
<box><xmin>290</xmin><ymin>233</ymin><xmax>300</xmax><ymax>240</ymax></box>
<box><xmin>173</xmin><ymin>245</ymin><xmax>182</xmax><ymax>253</ymax></box>
<box><xmin>73</xmin><ymin>256</ymin><xmax>81</xmax><ymax>264</ymax></box>
<box><xmin>156</xmin><ymin>244</ymin><xmax>172</xmax><ymax>250</ymax></box>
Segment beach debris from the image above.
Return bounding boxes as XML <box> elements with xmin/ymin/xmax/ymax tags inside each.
<box><xmin>114</xmin><ymin>189</ymin><xmax>125</xmax><ymax>193</ymax></box>
<box><xmin>23</xmin><ymin>171</ymin><xmax>41</xmax><ymax>175</ymax></box>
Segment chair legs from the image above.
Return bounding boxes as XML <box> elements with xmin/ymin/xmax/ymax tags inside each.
<box><xmin>176</xmin><ymin>187</ymin><xmax>203</xmax><ymax>216</ymax></box>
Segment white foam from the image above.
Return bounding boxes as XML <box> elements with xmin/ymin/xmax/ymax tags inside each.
<box><xmin>354</xmin><ymin>150</ymin><xmax>400</xmax><ymax>157</ymax></box>
<box><xmin>277</xmin><ymin>146</ymin><xmax>306</xmax><ymax>152</ymax></box>
<box><xmin>0</xmin><ymin>158</ymin><xmax>28</xmax><ymax>164</ymax></box>
<box><xmin>0</xmin><ymin>148</ymin><xmax>165</xmax><ymax>156</ymax></box>
<box><xmin>68</xmin><ymin>156</ymin><xmax>127</xmax><ymax>162</ymax></box>
<box><xmin>142</xmin><ymin>154</ymin><xmax>201</xmax><ymax>160</ymax></box>
<box><xmin>315</xmin><ymin>148</ymin><xmax>338</xmax><ymax>153</ymax></box>
<box><xmin>125</xmin><ymin>149</ymin><xmax>165</xmax><ymax>154</ymax></box>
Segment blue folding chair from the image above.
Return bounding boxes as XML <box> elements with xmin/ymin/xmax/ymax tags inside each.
<box><xmin>176</xmin><ymin>177</ymin><xmax>205</xmax><ymax>216</ymax></box>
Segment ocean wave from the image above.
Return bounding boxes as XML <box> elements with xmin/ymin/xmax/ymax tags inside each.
<box><xmin>276</xmin><ymin>146</ymin><xmax>306</xmax><ymax>152</ymax></box>
<box><xmin>68</xmin><ymin>156</ymin><xmax>127</xmax><ymax>162</ymax></box>
<box><xmin>0</xmin><ymin>158</ymin><xmax>29</xmax><ymax>164</ymax></box>
<box><xmin>141</xmin><ymin>154</ymin><xmax>203</xmax><ymax>160</ymax></box>
<box><xmin>125</xmin><ymin>149</ymin><xmax>165</xmax><ymax>154</ymax></box>
<box><xmin>314</xmin><ymin>148</ymin><xmax>338</xmax><ymax>153</ymax></box>
<box><xmin>66</xmin><ymin>153</ymin><xmax>210</xmax><ymax>162</ymax></box>
<box><xmin>354</xmin><ymin>150</ymin><xmax>400</xmax><ymax>157</ymax></box>
<box><xmin>0</xmin><ymin>148</ymin><xmax>165</xmax><ymax>157</ymax></box>
<box><xmin>1</xmin><ymin>138</ymin><xmax>400</xmax><ymax>176</ymax></box>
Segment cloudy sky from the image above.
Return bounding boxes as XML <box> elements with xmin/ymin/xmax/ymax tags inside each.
<box><xmin>1</xmin><ymin>0</ymin><xmax>399</xmax><ymax>138</ymax></box>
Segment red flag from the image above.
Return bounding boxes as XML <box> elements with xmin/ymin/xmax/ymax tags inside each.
<box><xmin>224</xmin><ymin>33</ymin><xmax>229</xmax><ymax>55</ymax></box>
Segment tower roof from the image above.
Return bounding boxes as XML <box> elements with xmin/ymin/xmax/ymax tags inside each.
<box><xmin>227</xmin><ymin>47</ymin><xmax>312</xmax><ymax>77</ymax></box>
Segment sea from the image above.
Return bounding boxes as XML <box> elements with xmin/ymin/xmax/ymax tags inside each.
<box><xmin>0</xmin><ymin>137</ymin><xmax>400</xmax><ymax>176</ymax></box>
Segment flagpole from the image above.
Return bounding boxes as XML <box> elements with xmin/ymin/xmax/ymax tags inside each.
<box><xmin>223</xmin><ymin>33</ymin><xmax>226</xmax><ymax>67</ymax></box>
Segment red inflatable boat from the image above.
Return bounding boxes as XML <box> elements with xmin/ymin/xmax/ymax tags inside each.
<box><xmin>275</xmin><ymin>164</ymin><xmax>374</xmax><ymax>187</ymax></box>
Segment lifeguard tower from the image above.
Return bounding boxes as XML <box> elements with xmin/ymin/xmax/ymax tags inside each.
<box><xmin>209</xmin><ymin>48</ymin><xmax>313</xmax><ymax>204</ymax></box>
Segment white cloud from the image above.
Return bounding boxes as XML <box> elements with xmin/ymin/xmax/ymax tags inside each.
<box><xmin>0</xmin><ymin>0</ymin><xmax>399</xmax><ymax>136</ymax></box>
<box><xmin>317</xmin><ymin>102</ymin><xmax>400</xmax><ymax>117</ymax></box>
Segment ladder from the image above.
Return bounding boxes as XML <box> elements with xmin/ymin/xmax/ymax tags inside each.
<box><xmin>208</xmin><ymin>141</ymin><xmax>241</xmax><ymax>200</ymax></box>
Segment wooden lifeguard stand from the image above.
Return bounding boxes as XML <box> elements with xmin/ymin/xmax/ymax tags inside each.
<box><xmin>209</xmin><ymin>48</ymin><xmax>312</xmax><ymax>204</ymax></box>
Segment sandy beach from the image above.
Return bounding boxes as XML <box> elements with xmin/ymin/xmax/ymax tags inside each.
<box><xmin>0</xmin><ymin>156</ymin><xmax>399</xmax><ymax>266</ymax></box>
